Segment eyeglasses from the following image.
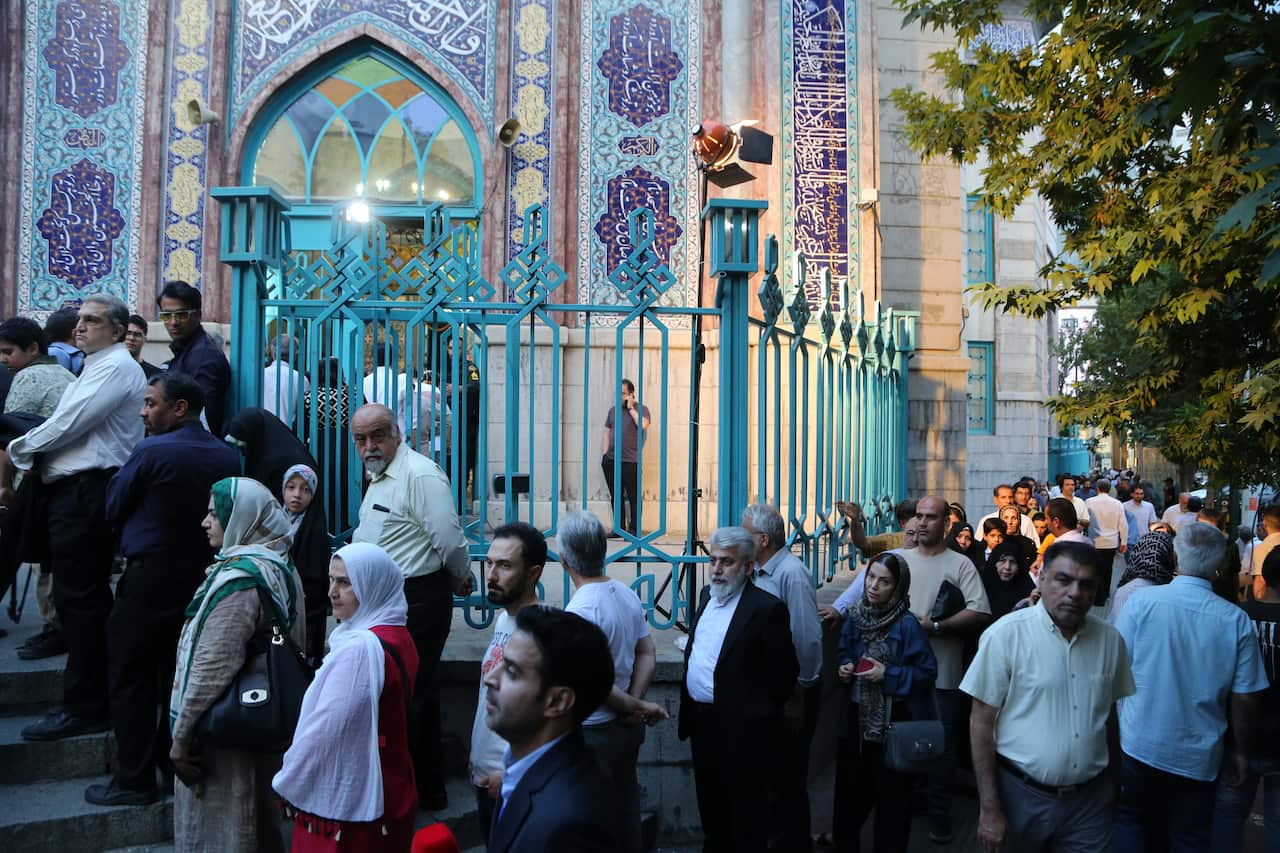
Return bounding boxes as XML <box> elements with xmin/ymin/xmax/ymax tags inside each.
<box><xmin>159</xmin><ymin>309</ymin><xmax>197</xmax><ymax>322</ymax></box>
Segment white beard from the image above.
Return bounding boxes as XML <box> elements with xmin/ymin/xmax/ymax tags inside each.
<box><xmin>363</xmin><ymin>457</ymin><xmax>388</xmax><ymax>476</ymax></box>
<box><xmin>710</xmin><ymin>572</ymin><xmax>747</xmax><ymax>603</ymax></box>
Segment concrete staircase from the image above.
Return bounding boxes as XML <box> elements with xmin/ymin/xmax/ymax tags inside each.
<box><xmin>0</xmin><ymin>575</ymin><xmax>486</xmax><ymax>852</ymax></box>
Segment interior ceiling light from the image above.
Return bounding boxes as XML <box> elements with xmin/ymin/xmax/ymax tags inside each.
<box><xmin>692</xmin><ymin>119</ymin><xmax>774</xmax><ymax>188</ymax></box>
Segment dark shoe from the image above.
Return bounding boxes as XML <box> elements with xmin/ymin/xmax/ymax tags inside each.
<box><xmin>17</xmin><ymin>624</ymin><xmax>56</xmax><ymax>649</ymax></box>
<box><xmin>929</xmin><ymin>816</ymin><xmax>954</xmax><ymax>844</ymax></box>
<box><xmin>21</xmin><ymin>710</ymin><xmax>110</xmax><ymax>741</ymax></box>
<box><xmin>85</xmin><ymin>779</ymin><xmax>159</xmax><ymax>806</ymax></box>
<box><xmin>18</xmin><ymin>627</ymin><xmax>67</xmax><ymax>660</ymax></box>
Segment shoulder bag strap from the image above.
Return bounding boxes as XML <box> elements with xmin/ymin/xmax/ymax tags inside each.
<box><xmin>377</xmin><ymin>636</ymin><xmax>414</xmax><ymax>725</ymax></box>
<box><xmin>253</xmin><ymin>585</ymin><xmax>309</xmax><ymax>667</ymax></box>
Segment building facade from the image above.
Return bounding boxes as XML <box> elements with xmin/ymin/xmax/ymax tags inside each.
<box><xmin>0</xmin><ymin>0</ymin><xmax>1057</xmax><ymax>525</ymax></box>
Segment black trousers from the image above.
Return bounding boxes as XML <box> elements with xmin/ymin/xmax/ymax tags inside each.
<box><xmin>601</xmin><ymin>456</ymin><xmax>640</xmax><ymax>535</ymax></box>
<box><xmin>689</xmin><ymin>702</ymin><xmax>771</xmax><ymax>853</ymax></box>
<box><xmin>833</xmin><ymin>735</ymin><xmax>915</xmax><ymax>853</ymax></box>
<box><xmin>107</xmin><ymin>555</ymin><xmax>205</xmax><ymax>790</ymax></box>
<box><xmin>47</xmin><ymin>469</ymin><xmax>116</xmax><ymax>720</ymax></box>
<box><xmin>772</xmin><ymin>683</ymin><xmax>822</xmax><ymax>850</ymax></box>
<box><xmin>405</xmin><ymin>570</ymin><xmax>454</xmax><ymax>802</ymax></box>
<box><xmin>1096</xmin><ymin>548</ymin><xmax>1118</xmax><ymax>606</ymax></box>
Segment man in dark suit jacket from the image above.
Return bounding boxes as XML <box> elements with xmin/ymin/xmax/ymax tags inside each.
<box><xmin>485</xmin><ymin>605</ymin><xmax>620</xmax><ymax>852</ymax></box>
<box><xmin>679</xmin><ymin>526</ymin><xmax>799</xmax><ymax>853</ymax></box>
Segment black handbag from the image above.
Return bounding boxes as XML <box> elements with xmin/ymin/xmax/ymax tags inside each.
<box><xmin>883</xmin><ymin>692</ymin><xmax>947</xmax><ymax>775</ymax></box>
<box><xmin>193</xmin><ymin>586</ymin><xmax>313</xmax><ymax>752</ymax></box>
<box><xmin>930</xmin><ymin>580</ymin><xmax>966</xmax><ymax>622</ymax></box>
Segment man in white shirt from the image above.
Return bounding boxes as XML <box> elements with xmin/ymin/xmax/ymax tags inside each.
<box><xmin>1047</xmin><ymin>497</ymin><xmax>1093</xmax><ymax>545</ymax></box>
<box><xmin>1060</xmin><ymin>475</ymin><xmax>1091</xmax><ymax>530</ymax></box>
<box><xmin>362</xmin><ymin>344</ymin><xmax>407</xmax><ymax>432</ymax></box>
<box><xmin>979</xmin><ymin>483</ymin><xmax>1041</xmax><ymax>545</ymax></box>
<box><xmin>350</xmin><ymin>403</ymin><xmax>472</xmax><ymax>808</ymax></box>
<box><xmin>903</xmin><ymin>496</ymin><xmax>993</xmax><ymax>844</ymax></box>
<box><xmin>561</xmin><ymin>511</ymin><xmax>667</xmax><ymax>853</ymax></box>
<box><xmin>1161</xmin><ymin>491</ymin><xmax>1198</xmax><ymax>531</ymax></box>
<box><xmin>1252</xmin><ymin>504</ymin><xmax>1280</xmax><ymax>600</ymax></box>
<box><xmin>1086</xmin><ymin>479</ymin><xmax>1128</xmax><ymax>606</ymax></box>
<box><xmin>261</xmin><ymin>334</ymin><xmax>309</xmax><ymax>426</ymax></box>
<box><xmin>678</xmin><ymin>527</ymin><xmax>798</xmax><ymax>853</ymax></box>
<box><xmin>14</xmin><ymin>295</ymin><xmax>145</xmax><ymax>742</ymax></box>
<box><xmin>741</xmin><ymin>503</ymin><xmax>823</xmax><ymax>851</ymax></box>
<box><xmin>962</xmin><ymin>540</ymin><xmax>1135</xmax><ymax>851</ymax></box>
<box><xmin>1125</xmin><ymin>485</ymin><xmax>1158</xmax><ymax>533</ymax></box>
<box><xmin>470</xmin><ymin>522</ymin><xmax>545</xmax><ymax>843</ymax></box>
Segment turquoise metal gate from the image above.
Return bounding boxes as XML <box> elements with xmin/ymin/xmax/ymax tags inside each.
<box><xmin>212</xmin><ymin>187</ymin><xmax>914</xmax><ymax>629</ymax></box>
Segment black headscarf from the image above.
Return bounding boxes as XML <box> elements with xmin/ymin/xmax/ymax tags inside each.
<box><xmin>981</xmin><ymin>541</ymin><xmax>1036</xmax><ymax>619</ymax></box>
<box><xmin>225</xmin><ymin>407</ymin><xmax>332</xmax><ymax>585</ymax></box>
<box><xmin>1117</xmin><ymin>531</ymin><xmax>1176</xmax><ymax>589</ymax></box>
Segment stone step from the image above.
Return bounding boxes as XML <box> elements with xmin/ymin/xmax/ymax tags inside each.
<box><xmin>0</xmin><ymin>713</ymin><xmax>115</xmax><ymax>783</ymax></box>
<box><xmin>0</xmin><ymin>577</ymin><xmax>66</xmax><ymax>715</ymax></box>
<box><xmin>0</xmin><ymin>774</ymin><xmax>173</xmax><ymax>853</ymax></box>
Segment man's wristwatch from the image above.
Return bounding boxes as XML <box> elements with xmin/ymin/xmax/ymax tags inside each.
<box><xmin>931</xmin><ymin>619</ymin><xmax>942</xmax><ymax>635</ymax></box>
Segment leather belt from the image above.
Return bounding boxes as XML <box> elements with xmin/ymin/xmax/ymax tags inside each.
<box><xmin>997</xmin><ymin>755</ymin><xmax>1103</xmax><ymax>797</ymax></box>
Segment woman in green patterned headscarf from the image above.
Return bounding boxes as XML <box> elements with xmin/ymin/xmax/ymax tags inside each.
<box><xmin>169</xmin><ymin>477</ymin><xmax>305</xmax><ymax>853</ymax></box>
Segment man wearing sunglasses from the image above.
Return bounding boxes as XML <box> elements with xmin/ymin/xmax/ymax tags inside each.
<box><xmin>158</xmin><ymin>282</ymin><xmax>229</xmax><ymax>434</ymax></box>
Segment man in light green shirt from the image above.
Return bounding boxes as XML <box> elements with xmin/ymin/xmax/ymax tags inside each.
<box><xmin>961</xmin><ymin>540</ymin><xmax>1136</xmax><ymax>852</ymax></box>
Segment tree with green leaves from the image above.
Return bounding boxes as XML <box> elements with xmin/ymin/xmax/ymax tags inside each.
<box><xmin>889</xmin><ymin>0</ymin><xmax>1280</xmax><ymax>485</ymax></box>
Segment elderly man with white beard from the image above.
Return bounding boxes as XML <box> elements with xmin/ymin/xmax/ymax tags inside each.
<box><xmin>350</xmin><ymin>402</ymin><xmax>472</xmax><ymax>810</ymax></box>
<box><xmin>678</xmin><ymin>527</ymin><xmax>799</xmax><ymax>853</ymax></box>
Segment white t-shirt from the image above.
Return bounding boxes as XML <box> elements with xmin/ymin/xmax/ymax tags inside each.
<box><xmin>566</xmin><ymin>578</ymin><xmax>651</xmax><ymax>726</ymax></box>
<box><xmin>1252</xmin><ymin>532</ymin><xmax>1280</xmax><ymax>577</ymax></box>
<box><xmin>469</xmin><ymin>610</ymin><xmax>515</xmax><ymax>785</ymax></box>
<box><xmin>900</xmin><ymin>547</ymin><xmax>990</xmax><ymax>690</ymax></box>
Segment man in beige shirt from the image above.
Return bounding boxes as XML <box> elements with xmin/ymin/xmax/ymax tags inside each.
<box><xmin>961</xmin><ymin>539</ymin><xmax>1136</xmax><ymax>851</ymax></box>
<box><xmin>901</xmin><ymin>495</ymin><xmax>992</xmax><ymax>844</ymax></box>
<box><xmin>351</xmin><ymin>403</ymin><xmax>472</xmax><ymax>809</ymax></box>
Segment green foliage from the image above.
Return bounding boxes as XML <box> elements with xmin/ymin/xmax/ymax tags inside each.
<box><xmin>890</xmin><ymin>0</ymin><xmax>1280</xmax><ymax>482</ymax></box>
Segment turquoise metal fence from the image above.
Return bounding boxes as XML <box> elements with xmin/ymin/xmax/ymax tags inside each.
<box><xmin>212</xmin><ymin>186</ymin><xmax>914</xmax><ymax>628</ymax></box>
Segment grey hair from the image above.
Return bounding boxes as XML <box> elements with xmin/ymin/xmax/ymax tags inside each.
<box><xmin>709</xmin><ymin>526</ymin><xmax>757</xmax><ymax>564</ymax></box>
<box><xmin>267</xmin><ymin>334</ymin><xmax>295</xmax><ymax>362</ymax></box>
<box><xmin>1172</xmin><ymin>521</ymin><xmax>1228</xmax><ymax>580</ymax></box>
<box><xmin>1096</xmin><ymin>478</ymin><xmax>1112</xmax><ymax>493</ymax></box>
<box><xmin>741</xmin><ymin>503</ymin><xmax>786</xmax><ymax>550</ymax></box>
<box><xmin>82</xmin><ymin>293</ymin><xmax>130</xmax><ymax>338</ymax></box>
<box><xmin>557</xmin><ymin>511</ymin><xmax>608</xmax><ymax>578</ymax></box>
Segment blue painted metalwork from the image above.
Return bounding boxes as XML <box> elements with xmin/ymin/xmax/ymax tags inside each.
<box><xmin>214</xmin><ymin>188</ymin><xmax>915</xmax><ymax>630</ymax></box>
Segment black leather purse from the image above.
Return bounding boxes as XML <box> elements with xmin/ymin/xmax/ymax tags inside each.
<box><xmin>883</xmin><ymin>692</ymin><xmax>947</xmax><ymax>775</ymax></box>
<box><xmin>930</xmin><ymin>580</ymin><xmax>967</xmax><ymax>622</ymax></box>
<box><xmin>194</xmin><ymin>586</ymin><xmax>313</xmax><ymax>752</ymax></box>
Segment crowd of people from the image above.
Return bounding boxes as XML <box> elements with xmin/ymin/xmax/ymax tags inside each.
<box><xmin>0</xmin><ymin>287</ymin><xmax>1277</xmax><ymax>853</ymax></box>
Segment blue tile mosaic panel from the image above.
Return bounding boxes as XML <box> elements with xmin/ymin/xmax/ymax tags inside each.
<box><xmin>159</xmin><ymin>0</ymin><xmax>215</xmax><ymax>292</ymax></box>
<box><xmin>231</xmin><ymin>0</ymin><xmax>496</xmax><ymax>133</ymax></box>
<box><xmin>576</xmin><ymin>0</ymin><xmax>700</xmax><ymax>314</ymax></box>
<box><xmin>19</xmin><ymin>0</ymin><xmax>150</xmax><ymax>315</ymax></box>
<box><xmin>505</xmin><ymin>0</ymin><xmax>557</xmax><ymax>269</ymax></box>
<box><xmin>781</xmin><ymin>0</ymin><xmax>858</xmax><ymax>308</ymax></box>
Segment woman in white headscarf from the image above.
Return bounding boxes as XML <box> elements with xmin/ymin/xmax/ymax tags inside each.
<box><xmin>274</xmin><ymin>542</ymin><xmax>419</xmax><ymax>852</ymax></box>
<box><xmin>170</xmin><ymin>477</ymin><xmax>305</xmax><ymax>853</ymax></box>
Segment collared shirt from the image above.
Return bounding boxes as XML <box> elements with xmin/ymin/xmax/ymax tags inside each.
<box><xmin>1052</xmin><ymin>530</ymin><xmax>1092</xmax><ymax>545</ymax></box>
<box><xmin>1116</xmin><ymin>576</ymin><xmax>1270</xmax><ymax>781</ymax></box>
<box><xmin>1161</xmin><ymin>505</ymin><xmax>1198</xmax><ymax>532</ymax></box>
<box><xmin>685</xmin><ymin>585</ymin><xmax>743</xmax><ymax>703</ymax></box>
<box><xmin>105</xmin><ymin>420</ymin><xmax>241</xmax><ymax>558</ymax></box>
<box><xmin>500</xmin><ymin>732</ymin><xmax>568</xmax><ymax>816</ymax></box>
<box><xmin>979</xmin><ymin>511</ymin><xmax>1041</xmax><ymax>546</ymax></box>
<box><xmin>1126</xmin><ymin>499</ymin><xmax>1158</xmax><ymax>533</ymax></box>
<box><xmin>262</xmin><ymin>360</ymin><xmax>310</xmax><ymax>426</ymax></box>
<box><xmin>165</xmin><ymin>328</ymin><xmax>230</xmax><ymax>435</ymax></box>
<box><xmin>352</xmin><ymin>443</ymin><xmax>469</xmax><ymax>580</ymax></box>
<box><xmin>901</xmin><ymin>547</ymin><xmax>990</xmax><ymax>690</ymax></box>
<box><xmin>1086</xmin><ymin>493</ymin><xmax>1128</xmax><ymax>549</ymax></box>
<box><xmin>754</xmin><ymin>550</ymin><xmax>823</xmax><ymax>685</ymax></box>
<box><xmin>961</xmin><ymin>604</ymin><xmax>1135</xmax><ymax>786</ymax></box>
<box><xmin>567</xmin><ymin>578</ymin><xmax>651</xmax><ymax>725</ymax></box>
<box><xmin>4</xmin><ymin>358</ymin><xmax>74</xmax><ymax>418</ymax></box>
<box><xmin>1252</xmin><ymin>532</ymin><xmax>1280</xmax><ymax>577</ymax></box>
<box><xmin>8</xmin><ymin>343</ymin><xmax>145</xmax><ymax>482</ymax></box>
<box><xmin>1068</xmin><ymin>495</ymin><xmax>1091</xmax><ymax>526</ymax></box>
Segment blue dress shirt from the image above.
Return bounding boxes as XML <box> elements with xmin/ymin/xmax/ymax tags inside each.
<box><xmin>105</xmin><ymin>420</ymin><xmax>241</xmax><ymax>559</ymax></box>
<box><xmin>499</xmin><ymin>733</ymin><xmax>568</xmax><ymax>817</ymax></box>
<box><xmin>165</xmin><ymin>329</ymin><xmax>231</xmax><ymax>435</ymax></box>
<box><xmin>1116</xmin><ymin>575</ymin><xmax>1269</xmax><ymax>781</ymax></box>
